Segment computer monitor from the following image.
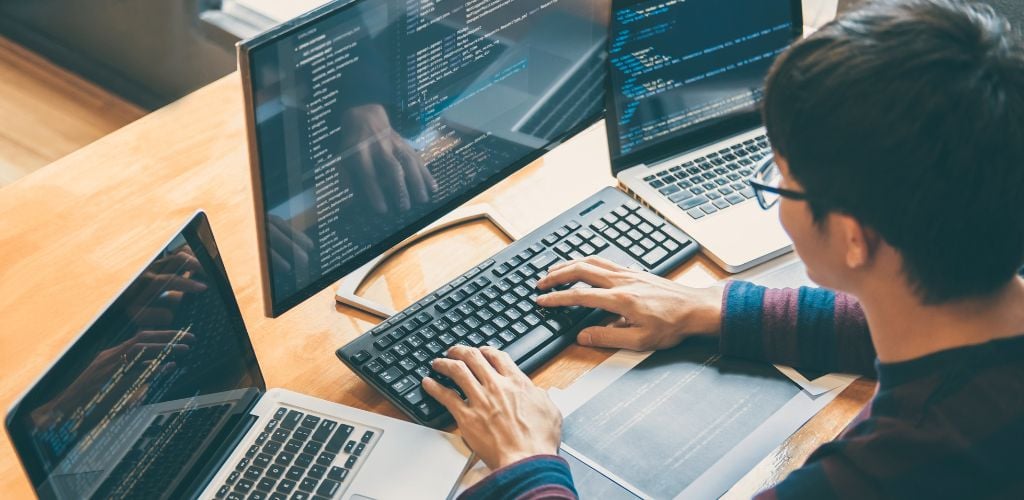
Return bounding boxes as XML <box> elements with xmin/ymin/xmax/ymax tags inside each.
<box><xmin>239</xmin><ymin>0</ymin><xmax>610</xmax><ymax>317</ymax></box>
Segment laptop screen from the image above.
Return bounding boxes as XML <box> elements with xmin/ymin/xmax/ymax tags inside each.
<box><xmin>5</xmin><ymin>213</ymin><xmax>265</xmax><ymax>500</ymax></box>
<box><xmin>606</xmin><ymin>0</ymin><xmax>802</xmax><ymax>169</ymax></box>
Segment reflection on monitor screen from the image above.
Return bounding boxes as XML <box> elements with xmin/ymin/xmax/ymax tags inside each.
<box><xmin>6</xmin><ymin>215</ymin><xmax>263</xmax><ymax>499</ymax></box>
<box><xmin>243</xmin><ymin>0</ymin><xmax>610</xmax><ymax>316</ymax></box>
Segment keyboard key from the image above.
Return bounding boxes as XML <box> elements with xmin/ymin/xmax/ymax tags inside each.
<box><xmin>308</xmin><ymin>464</ymin><xmax>326</xmax><ymax>479</ymax></box>
<box><xmin>275</xmin><ymin>452</ymin><xmax>294</xmax><ymax>465</ymax></box>
<box><xmin>303</xmin><ymin>441</ymin><xmax>322</xmax><ymax>455</ymax></box>
<box><xmin>678</xmin><ymin>196</ymin><xmax>709</xmax><ymax>210</ymax></box>
<box><xmin>726</xmin><ymin>193</ymin><xmax>745</xmax><ymax>205</ymax></box>
<box><xmin>362</xmin><ymin>360</ymin><xmax>383</xmax><ymax>374</ymax></box>
<box><xmin>300</xmin><ymin>415</ymin><xmax>320</xmax><ymax>429</ymax></box>
<box><xmin>377</xmin><ymin>367</ymin><xmax>403</xmax><ymax>384</ymax></box>
<box><xmin>658</xmin><ymin>184</ymin><xmax>680</xmax><ymax>195</ymax></box>
<box><xmin>324</xmin><ymin>424</ymin><xmax>353</xmax><ymax>453</ymax></box>
<box><xmin>275</xmin><ymin>479</ymin><xmax>295</xmax><ymax>494</ymax></box>
<box><xmin>311</xmin><ymin>420</ymin><xmax>337</xmax><ymax>442</ymax></box>
<box><xmin>316</xmin><ymin>479</ymin><xmax>341</xmax><ymax>498</ymax></box>
<box><xmin>404</xmin><ymin>386</ymin><xmax>425</xmax><ymax>405</ymax></box>
<box><xmin>391</xmin><ymin>375</ymin><xmax>418</xmax><ymax>395</ymax></box>
<box><xmin>345</xmin><ymin>455</ymin><xmax>358</xmax><ymax>468</ymax></box>
<box><xmin>298</xmin><ymin>478</ymin><xmax>318</xmax><ymax>493</ymax></box>
<box><xmin>503</xmin><ymin>325</ymin><xmax>555</xmax><ymax>362</ymax></box>
<box><xmin>257</xmin><ymin>478</ymin><xmax>276</xmax><ymax>492</ymax></box>
<box><xmin>328</xmin><ymin>466</ymin><xmax>349</xmax><ymax>482</ymax></box>
<box><xmin>281</xmin><ymin>411</ymin><xmax>303</xmax><ymax>431</ymax></box>
<box><xmin>701</xmin><ymin>204</ymin><xmax>719</xmax><ymax>214</ymax></box>
<box><xmin>713</xmin><ymin>199</ymin><xmax>730</xmax><ymax>209</ymax></box>
<box><xmin>294</xmin><ymin>453</ymin><xmax>313</xmax><ymax>468</ymax></box>
<box><xmin>228</xmin><ymin>471</ymin><xmax>241</xmax><ymax>485</ymax></box>
<box><xmin>235</xmin><ymin>479</ymin><xmax>254</xmax><ymax>493</ymax></box>
<box><xmin>286</xmin><ymin>466</ymin><xmax>304</xmax><ymax>481</ymax></box>
<box><xmin>316</xmin><ymin>452</ymin><xmax>336</xmax><ymax>466</ymax></box>
<box><xmin>266</xmin><ymin>464</ymin><xmax>285</xmax><ymax>479</ymax></box>
<box><xmin>641</xmin><ymin>247</ymin><xmax>670</xmax><ymax>267</ymax></box>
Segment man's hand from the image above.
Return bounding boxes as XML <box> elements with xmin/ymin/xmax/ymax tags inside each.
<box><xmin>536</xmin><ymin>256</ymin><xmax>724</xmax><ymax>351</ymax></box>
<box><xmin>422</xmin><ymin>346</ymin><xmax>562</xmax><ymax>470</ymax></box>
<box><xmin>339</xmin><ymin>104</ymin><xmax>437</xmax><ymax>214</ymax></box>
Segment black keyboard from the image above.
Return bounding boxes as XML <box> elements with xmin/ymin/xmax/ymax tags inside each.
<box><xmin>643</xmin><ymin>135</ymin><xmax>770</xmax><ymax>219</ymax></box>
<box><xmin>336</xmin><ymin>187</ymin><xmax>699</xmax><ymax>427</ymax></box>
<box><xmin>214</xmin><ymin>407</ymin><xmax>380</xmax><ymax>500</ymax></box>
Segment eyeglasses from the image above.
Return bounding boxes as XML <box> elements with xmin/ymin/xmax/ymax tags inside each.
<box><xmin>747</xmin><ymin>154</ymin><xmax>809</xmax><ymax>210</ymax></box>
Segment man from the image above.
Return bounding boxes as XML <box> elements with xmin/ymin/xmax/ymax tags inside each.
<box><xmin>421</xmin><ymin>0</ymin><xmax>1024</xmax><ymax>497</ymax></box>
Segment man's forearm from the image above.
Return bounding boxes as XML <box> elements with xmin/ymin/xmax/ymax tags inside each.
<box><xmin>719</xmin><ymin>281</ymin><xmax>876</xmax><ymax>377</ymax></box>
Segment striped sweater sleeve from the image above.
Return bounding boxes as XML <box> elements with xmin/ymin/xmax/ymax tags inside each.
<box><xmin>458</xmin><ymin>455</ymin><xmax>577</xmax><ymax>500</ymax></box>
<box><xmin>719</xmin><ymin>281</ymin><xmax>876</xmax><ymax>377</ymax></box>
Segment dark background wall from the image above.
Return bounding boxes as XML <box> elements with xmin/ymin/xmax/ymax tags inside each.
<box><xmin>0</xmin><ymin>0</ymin><xmax>236</xmax><ymax>109</ymax></box>
<box><xmin>0</xmin><ymin>0</ymin><xmax>1019</xmax><ymax>110</ymax></box>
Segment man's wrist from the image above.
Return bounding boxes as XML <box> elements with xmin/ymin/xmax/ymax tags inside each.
<box><xmin>493</xmin><ymin>450</ymin><xmax>554</xmax><ymax>470</ymax></box>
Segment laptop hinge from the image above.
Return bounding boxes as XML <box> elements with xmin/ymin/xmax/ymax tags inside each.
<box><xmin>180</xmin><ymin>393</ymin><xmax>262</xmax><ymax>498</ymax></box>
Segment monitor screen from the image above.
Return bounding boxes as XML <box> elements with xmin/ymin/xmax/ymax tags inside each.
<box><xmin>241</xmin><ymin>0</ymin><xmax>610</xmax><ymax>316</ymax></box>
<box><xmin>5</xmin><ymin>214</ymin><xmax>265</xmax><ymax>500</ymax></box>
<box><xmin>606</xmin><ymin>0</ymin><xmax>801</xmax><ymax>164</ymax></box>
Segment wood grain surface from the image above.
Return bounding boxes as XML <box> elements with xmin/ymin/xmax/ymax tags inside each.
<box><xmin>0</xmin><ymin>72</ymin><xmax>870</xmax><ymax>498</ymax></box>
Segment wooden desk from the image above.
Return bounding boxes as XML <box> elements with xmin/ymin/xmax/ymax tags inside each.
<box><xmin>0</xmin><ymin>73</ymin><xmax>872</xmax><ymax>498</ymax></box>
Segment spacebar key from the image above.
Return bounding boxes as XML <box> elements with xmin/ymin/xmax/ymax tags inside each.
<box><xmin>503</xmin><ymin>325</ymin><xmax>555</xmax><ymax>363</ymax></box>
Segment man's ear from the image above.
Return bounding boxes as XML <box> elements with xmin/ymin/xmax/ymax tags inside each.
<box><xmin>832</xmin><ymin>213</ymin><xmax>876</xmax><ymax>269</ymax></box>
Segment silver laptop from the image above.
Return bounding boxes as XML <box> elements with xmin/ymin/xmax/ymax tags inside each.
<box><xmin>606</xmin><ymin>0</ymin><xmax>804</xmax><ymax>272</ymax></box>
<box><xmin>4</xmin><ymin>212</ymin><xmax>471</xmax><ymax>500</ymax></box>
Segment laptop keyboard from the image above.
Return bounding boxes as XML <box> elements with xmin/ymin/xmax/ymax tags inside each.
<box><xmin>643</xmin><ymin>135</ymin><xmax>770</xmax><ymax>219</ymax></box>
<box><xmin>214</xmin><ymin>408</ymin><xmax>380</xmax><ymax>500</ymax></box>
<box><xmin>337</xmin><ymin>188</ymin><xmax>699</xmax><ymax>427</ymax></box>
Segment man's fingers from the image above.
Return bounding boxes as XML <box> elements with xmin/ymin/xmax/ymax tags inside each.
<box><xmin>271</xmin><ymin>251</ymin><xmax>292</xmax><ymax>273</ymax></box>
<box><xmin>154</xmin><ymin>252</ymin><xmax>202</xmax><ymax>275</ymax></box>
<box><xmin>134</xmin><ymin>330</ymin><xmax>195</xmax><ymax>344</ymax></box>
<box><xmin>269</xmin><ymin>215</ymin><xmax>315</xmax><ymax>251</ymax></box>
<box><xmin>430</xmin><ymin>357</ymin><xmax>485</xmax><ymax>401</ymax></box>
<box><xmin>392</xmin><ymin>139</ymin><xmax>429</xmax><ymax>204</ymax></box>
<box><xmin>353</xmin><ymin>148</ymin><xmax>388</xmax><ymax>213</ymax></box>
<box><xmin>537</xmin><ymin>261</ymin><xmax>619</xmax><ymax>290</ymax></box>
<box><xmin>422</xmin><ymin>377</ymin><xmax>466</xmax><ymax>412</ymax></box>
<box><xmin>445</xmin><ymin>346</ymin><xmax>500</xmax><ymax>387</ymax></box>
<box><xmin>127</xmin><ymin>342</ymin><xmax>191</xmax><ymax>361</ymax></box>
<box><xmin>535</xmin><ymin>287</ymin><xmax>628</xmax><ymax>316</ymax></box>
<box><xmin>149</xmin><ymin>273</ymin><xmax>208</xmax><ymax>293</ymax></box>
<box><xmin>375</xmin><ymin>143</ymin><xmax>410</xmax><ymax>212</ymax></box>
<box><xmin>479</xmin><ymin>346</ymin><xmax>528</xmax><ymax>381</ymax></box>
<box><xmin>577</xmin><ymin>326</ymin><xmax>649</xmax><ymax>351</ymax></box>
<box><xmin>268</xmin><ymin>222</ymin><xmax>310</xmax><ymax>272</ymax></box>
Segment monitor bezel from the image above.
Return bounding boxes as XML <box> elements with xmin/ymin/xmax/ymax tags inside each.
<box><xmin>605</xmin><ymin>0</ymin><xmax>804</xmax><ymax>174</ymax></box>
<box><xmin>3</xmin><ymin>211</ymin><xmax>266</xmax><ymax>495</ymax></box>
<box><xmin>238</xmin><ymin>0</ymin><xmax>607</xmax><ymax>317</ymax></box>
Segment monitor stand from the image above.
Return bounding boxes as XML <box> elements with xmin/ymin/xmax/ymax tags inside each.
<box><xmin>335</xmin><ymin>204</ymin><xmax>523</xmax><ymax>318</ymax></box>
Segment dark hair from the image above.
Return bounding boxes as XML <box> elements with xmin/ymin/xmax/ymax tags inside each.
<box><xmin>764</xmin><ymin>0</ymin><xmax>1024</xmax><ymax>304</ymax></box>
